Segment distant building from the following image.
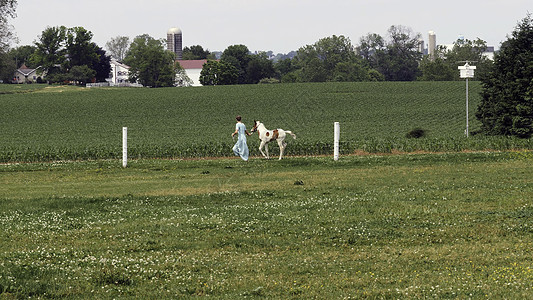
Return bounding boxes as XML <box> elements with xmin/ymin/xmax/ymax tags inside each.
<box><xmin>428</xmin><ymin>31</ymin><xmax>436</xmax><ymax>61</ymax></box>
<box><xmin>106</xmin><ymin>58</ymin><xmax>131</xmax><ymax>85</ymax></box>
<box><xmin>178</xmin><ymin>60</ymin><xmax>209</xmax><ymax>86</ymax></box>
<box><xmin>13</xmin><ymin>64</ymin><xmax>44</xmax><ymax>83</ymax></box>
<box><xmin>167</xmin><ymin>27</ymin><xmax>183</xmax><ymax>60</ymax></box>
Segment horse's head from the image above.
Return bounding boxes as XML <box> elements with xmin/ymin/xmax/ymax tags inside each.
<box><xmin>251</xmin><ymin>120</ymin><xmax>260</xmax><ymax>133</ymax></box>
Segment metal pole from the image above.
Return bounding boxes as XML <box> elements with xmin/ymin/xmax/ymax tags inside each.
<box><xmin>122</xmin><ymin>127</ymin><xmax>128</xmax><ymax>168</ymax></box>
<box><xmin>334</xmin><ymin>122</ymin><xmax>340</xmax><ymax>161</ymax></box>
<box><xmin>466</xmin><ymin>78</ymin><xmax>469</xmax><ymax>137</ymax></box>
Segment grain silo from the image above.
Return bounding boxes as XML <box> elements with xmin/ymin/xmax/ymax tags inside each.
<box><xmin>167</xmin><ymin>27</ymin><xmax>183</xmax><ymax>60</ymax></box>
<box><xmin>428</xmin><ymin>31</ymin><xmax>436</xmax><ymax>61</ymax></box>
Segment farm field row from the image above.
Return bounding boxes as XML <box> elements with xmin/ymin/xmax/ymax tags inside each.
<box><xmin>1</xmin><ymin>82</ymin><xmax>531</xmax><ymax>162</ymax></box>
<box><xmin>1</xmin><ymin>152</ymin><xmax>532</xmax><ymax>298</ymax></box>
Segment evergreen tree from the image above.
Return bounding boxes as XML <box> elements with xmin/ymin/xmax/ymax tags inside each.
<box><xmin>476</xmin><ymin>14</ymin><xmax>533</xmax><ymax>138</ymax></box>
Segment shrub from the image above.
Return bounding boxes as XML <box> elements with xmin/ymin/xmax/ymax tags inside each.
<box><xmin>406</xmin><ymin>128</ymin><xmax>427</xmax><ymax>139</ymax></box>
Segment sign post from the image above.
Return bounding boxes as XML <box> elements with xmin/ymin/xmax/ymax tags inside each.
<box><xmin>122</xmin><ymin>127</ymin><xmax>128</xmax><ymax>168</ymax></box>
<box><xmin>334</xmin><ymin>122</ymin><xmax>340</xmax><ymax>161</ymax></box>
<box><xmin>458</xmin><ymin>63</ymin><xmax>476</xmax><ymax>137</ymax></box>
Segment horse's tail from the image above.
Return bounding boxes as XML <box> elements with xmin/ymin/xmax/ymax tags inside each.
<box><xmin>285</xmin><ymin>131</ymin><xmax>296</xmax><ymax>139</ymax></box>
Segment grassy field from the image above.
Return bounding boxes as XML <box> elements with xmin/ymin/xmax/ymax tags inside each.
<box><xmin>1</xmin><ymin>82</ymin><xmax>532</xmax><ymax>298</ymax></box>
<box><xmin>1</xmin><ymin>82</ymin><xmax>530</xmax><ymax>162</ymax></box>
<box><xmin>1</xmin><ymin>151</ymin><xmax>533</xmax><ymax>298</ymax></box>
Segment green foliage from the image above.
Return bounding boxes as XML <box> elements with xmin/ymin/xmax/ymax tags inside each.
<box><xmin>182</xmin><ymin>45</ymin><xmax>211</xmax><ymax>60</ymax></box>
<box><xmin>105</xmin><ymin>36</ymin><xmax>130</xmax><ymax>61</ymax></box>
<box><xmin>357</xmin><ymin>26</ymin><xmax>421</xmax><ymax>81</ymax></box>
<box><xmin>477</xmin><ymin>14</ymin><xmax>533</xmax><ymax>138</ymax></box>
<box><xmin>31</xmin><ymin>26</ymin><xmax>110</xmax><ymax>83</ymax></box>
<box><xmin>418</xmin><ymin>52</ymin><xmax>455</xmax><ymax>81</ymax></box>
<box><xmin>1</xmin><ymin>82</ymin><xmax>531</xmax><ymax>163</ymax></box>
<box><xmin>199</xmin><ymin>60</ymin><xmax>239</xmax><ymax>85</ymax></box>
<box><xmin>294</xmin><ymin>35</ymin><xmax>368</xmax><ymax>82</ymax></box>
<box><xmin>8</xmin><ymin>45</ymin><xmax>37</xmax><ymax>68</ymax></box>
<box><xmin>406</xmin><ymin>128</ymin><xmax>427</xmax><ymax>138</ymax></box>
<box><xmin>31</xmin><ymin>26</ymin><xmax>67</xmax><ymax>78</ymax></box>
<box><xmin>124</xmin><ymin>34</ymin><xmax>177</xmax><ymax>87</ymax></box>
<box><xmin>67</xmin><ymin>65</ymin><xmax>95</xmax><ymax>85</ymax></box>
<box><xmin>0</xmin><ymin>0</ymin><xmax>17</xmax><ymax>54</ymax></box>
<box><xmin>419</xmin><ymin>39</ymin><xmax>493</xmax><ymax>82</ymax></box>
<box><xmin>218</xmin><ymin>45</ymin><xmax>275</xmax><ymax>84</ymax></box>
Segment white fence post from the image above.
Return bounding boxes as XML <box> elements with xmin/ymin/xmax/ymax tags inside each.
<box><xmin>334</xmin><ymin>122</ymin><xmax>340</xmax><ymax>161</ymax></box>
<box><xmin>122</xmin><ymin>127</ymin><xmax>128</xmax><ymax>168</ymax></box>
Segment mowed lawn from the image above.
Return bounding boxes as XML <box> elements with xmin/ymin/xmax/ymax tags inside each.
<box><xmin>1</xmin><ymin>151</ymin><xmax>532</xmax><ymax>298</ymax></box>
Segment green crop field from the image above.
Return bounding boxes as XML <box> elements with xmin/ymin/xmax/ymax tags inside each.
<box><xmin>1</xmin><ymin>82</ymin><xmax>530</xmax><ymax>162</ymax></box>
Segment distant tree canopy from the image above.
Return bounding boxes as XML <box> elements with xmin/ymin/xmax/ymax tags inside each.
<box><xmin>30</xmin><ymin>26</ymin><xmax>110</xmax><ymax>84</ymax></box>
<box><xmin>182</xmin><ymin>45</ymin><xmax>213</xmax><ymax>60</ymax></box>
<box><xmin>124</xmin><ymin>34</ymin><xmax>177</xmax><ymax>87</ymax></box>
<box><xmin>200</xmin><ymin>44</ymin><xmax>274</xmax><ymax>85</ymax></box>
<box><xmin>418</xmin><ymin>38</ymin><xmax>492</xmax><ymax>81</ymax></box>
<box><xmin>476</xmin><ymin>14</ymin><xmax>533</xmax><ymax>138</ymax></box>
<box><xmin>357</xmin><ymin>26</ymin><xmax>422</xmax><ymax>81</ymax></box>
<box><xmin>0</xmin><ymin>0</ymin><xmax>17</xmax><ymax>81</ymax></box>
<box><xmin>106</xmin><ymin>36</ymin><xmax>130</xmax><ymax>62</ymax></box>
<box><xmin>199</xmin><ymin>60</ymin><xmax>238</xmax><ymax>86</ymax></box>
<box><xmin>290</xmin><ymin>35</ymin><xmax>373</xmax><ymax>83</ymax></box>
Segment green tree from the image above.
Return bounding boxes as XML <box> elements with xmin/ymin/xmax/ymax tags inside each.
<box><xmin>67</xmin><ymin>65</ymin><xmax>95</xmax><ymax>85</ymax></box>
<box><xmin>31</xmin><ymin>26</ymin><xmax>67</xmax><ymax>80</ymax></box>
<box><xmin>221</xmin><ymin>44</ymin><xmax>250</xmax><ymax>84</ymax></box>
<box><xmin>476</xmin><ymin>14</ymin><xmax>533</xmax><ymax>138</ymax></box>
<box><xmin>92</xmin><ymin>46</ymin><xmax>111</xmax><ymax>82</ymax></box>
<box><xmin>357</xmin><ymin>26</ymin><xmax>421</xmax><ymax>81</ymax></box>
<box><xmin>65</xmin><ymin>27</ymin><xmax>110</xmax><ymax>82</ymax></box>
<box><xmin>105</xmin><ymin>36</ymin><xmax>130</xmax><ymax>61</ymax></box>
<box><xmin>8</xmin><ymin>45</ymin><xmax>36</xmax><ymax>68</ymax></box>
<box><xmin>274</xmin><ymin>57</ymin><xmax>296</xmax><ymax>81</ymax></box>
<box><xmin>0</xmin><ymin>0</ymin><xmax>17</xmax><ymax>81</ymax></box>
<box><xmin>199</xmin><ymin>60</ymin><xmax>238</xmax><ymax>86</ymax></box>
<box><xmin>31</xmin><ymin>26</ymin><xmax>110</xmax><ymax>83</ymax></box>
<box><xmin>124</xmin><ymin>34</ymin><xmax>177</xmax><ymax>87</ymax></box>
<box><xmin>182</xmin><ymin>45</ymin><xmax>211</xmax><ymax>60</ymax></box>
<box><xmin>418</xmin><ymin>46</ymin><xmax>455</xmax><ymax>81</ymax></box>
<box><xmin>445</xmin><ymin>38</ymin><xmax>493</xmax><ymax>80</ymax></box>
<box><xmin>357</xmin><ymin>33</ymin><xmax>386</xmax><ymax>70</ymax></box>
<box><xmin>0</xmin><ymin>0</ymin><xmax>16</xmax><ymax>51</ymax></box>
<box><xmin>294</xmin><ymin>35</ymin><xmax>367</xmax><ymax>82</ymax></box>
<box><xmin>380</xmin><ymin>25</ymin><xmax>422</xmax><ymax>81</ymax></box>
<box><xmin>245</xmin><ymin>52</ymin><xmax>275</xmax><ymax>84</ymax></box>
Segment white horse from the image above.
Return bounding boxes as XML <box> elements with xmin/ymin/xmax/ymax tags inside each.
<box><xmin>250</xmin><ymin>120</ymin><xmax>296</xmax><ymax>160</ymax></box>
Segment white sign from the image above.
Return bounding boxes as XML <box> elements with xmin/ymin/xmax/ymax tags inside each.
<box><xmin>458</xmin><ymin>63</ymin><xmax>476</xmax><ymax>78</ymax></box>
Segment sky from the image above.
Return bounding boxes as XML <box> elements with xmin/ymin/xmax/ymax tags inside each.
<box><xmin>10</xmin><ymin>0</ymin><xmax>532</xmax><ymax>54</ymax></box>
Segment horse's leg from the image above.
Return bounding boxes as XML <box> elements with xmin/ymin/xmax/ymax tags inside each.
<box><xmin>259</xmin><ymin>141</ymin><xmax>267</xmax><ymax>158</ymax></box>
<box><xmin>264</xmin><ymin>143</ymin><xmax>270</xmax><ymax>159</ymax></box>
<box><xmin>277</xmin><ymin>139</ymin><xmax>285</xmax><ymax>160</ymax></box>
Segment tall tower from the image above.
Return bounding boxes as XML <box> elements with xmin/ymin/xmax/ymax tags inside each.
<box><xmin>428</xmin><ymin>31</ymin><xmax>436</xmax><ymax>61</ymax></box>
<box><xmin>167</xmin><ymin>27</ymin><xmax>182</xmax><ymax>60</ymax></box>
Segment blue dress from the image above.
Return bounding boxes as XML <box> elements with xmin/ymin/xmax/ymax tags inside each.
<box><xmin>233</xmin><ymin>122</ymin><xmax>249</xmax><ymax>161</ymax></box>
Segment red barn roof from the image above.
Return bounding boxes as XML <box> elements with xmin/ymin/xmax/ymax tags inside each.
<box><xmin>178</xmin><ymin>60</ymin><xmax>209</xmax><ymax>70</ymax></box>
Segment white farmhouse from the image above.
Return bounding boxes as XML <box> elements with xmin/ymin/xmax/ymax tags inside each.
<box><xmin>107</xmin><ymin>58</ymin><xmax>131</xmax><ymax>86</ymax></box>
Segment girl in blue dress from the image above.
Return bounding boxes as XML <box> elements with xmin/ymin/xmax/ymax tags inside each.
<box><xmin>232</xmin><ymin>115</ymin><xmax>251</xmax><ymax>161</ymax></box>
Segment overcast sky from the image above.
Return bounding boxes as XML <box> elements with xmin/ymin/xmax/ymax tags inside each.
<box><xmin>10</xmin><ymin>0</ymin><xmax>531</xmax><ymax>53</ymax></box>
